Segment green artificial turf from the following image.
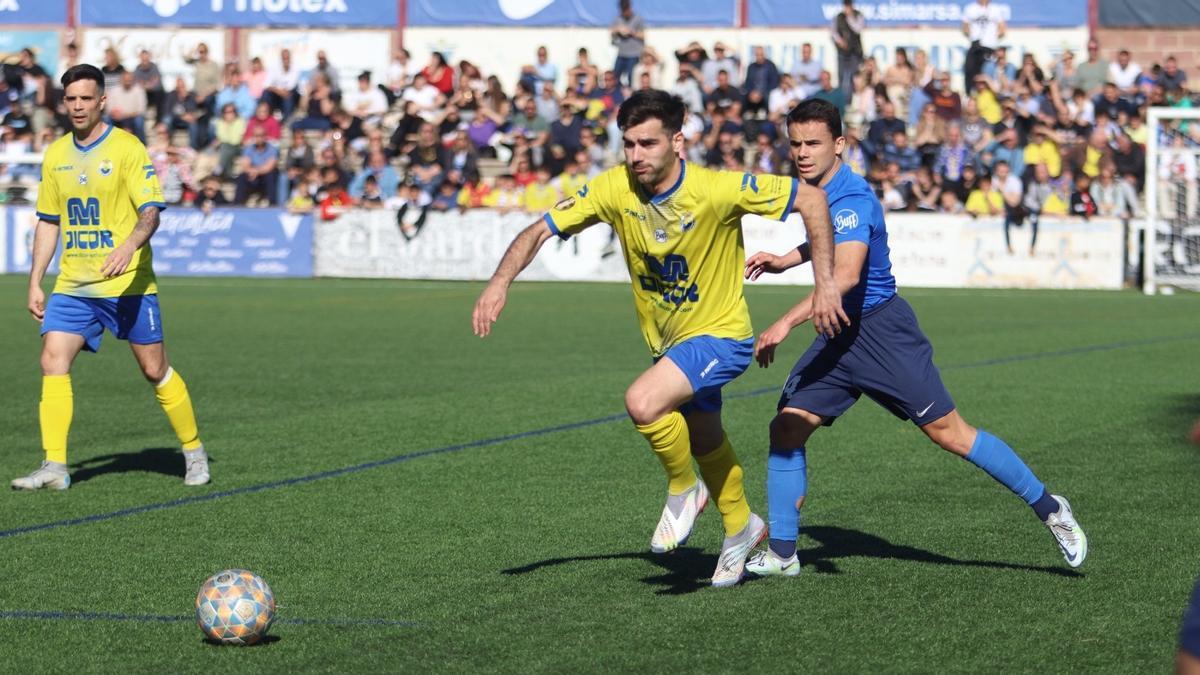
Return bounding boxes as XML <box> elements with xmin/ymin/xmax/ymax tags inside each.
<box><xmin>0</xmin><ymin>275</ymin><xmax>1197</xmax><ymax>672</ymax></box>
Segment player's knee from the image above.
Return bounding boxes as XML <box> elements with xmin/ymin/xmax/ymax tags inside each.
<box><xmin>138</xmin><ymin>359</ymin><xmax>169</xmax><ymax>383</ymax></box>
<box><xmin>923</xmin><ymin>417</ymin><xmax>975</xmax><ymax>456</ymax></box>
<box><xmin>770</xmin><ymin>410</ymin><xmax>819</xmax><ymax>447</ymax></box>
<box><xmin>624</xmin><ymin>388</ymin><xmax>668</xmax><ymax>426</ymax></box>
<box><xmin>39</xmin><ymin>350</ymin><xmax>70</xmax><ymax>376</ymax></box>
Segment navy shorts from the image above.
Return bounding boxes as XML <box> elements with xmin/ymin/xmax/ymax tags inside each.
<box><xmin>777</xmin><ymin>294</ymin><xmax>955</xmax><ymax>426</ymax></box>
<box><xmin>41</xmin><ymin>293</ymin><xmax>164</xmax><ymax>353</ymax></box>
<box><xmin>659</xmin><ymin>335</ymin><xmax>754</xmax><ymax>414</ymax></box>
<box><xmin>1182</xmin><ymin>577</ymin><xmax>1200</xmax><ymax>659</ymax></box>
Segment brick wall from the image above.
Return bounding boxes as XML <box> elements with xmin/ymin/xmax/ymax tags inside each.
<box><xmin>1094</xmin><ymin>28</ymin><xmax>1200</xmax><ymax>81</ymax></box>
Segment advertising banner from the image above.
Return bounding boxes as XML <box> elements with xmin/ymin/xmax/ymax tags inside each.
<box><xmin>79</xmin><ymin>29</ymin><xmax>226</xmax><ymax>92</ymax></box>
<box><xmin>407</xmin><ymin>0</ymin><xmax>735</xmax><ymax>27</ymax></box>
<box><xmin>0</xmin><ymin>31</ymin><xmax>59</xmax><ymax>75</ymax></box>
<box><xmin>0</xmin><ymin>0</ymin><xmax>67</xmax><ymax>24</ymax></box>
<box><xmin>80</xmin><ymin>0</ymin><xmax>397</xmax><ymax>28</ymax></box>
<box><xmin>749</xmin><ymin>0</ymin><xmax>1086</xmax><ymax>27</ymax></box>
<box><xmin>151</xmin><ymin>207</ymin><xmax>313</xmax><ymax>277</ymax></box>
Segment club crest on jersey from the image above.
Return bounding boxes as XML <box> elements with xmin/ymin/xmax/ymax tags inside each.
<box><xmin>833</xmin><ymin>209</ymin><xmax>859</xmax><ymax>234</ymax></box>
<box><xmin>679</xmin><ymin>212</ymin><xmax>695</xmax><ymax>233</ymax></box>
<box><xmin>99</xmin><ymin>159</ymin><xmax>113</xmax><ymax>176</ymax></box>
<box><xmin>554</xmin><ymin>197</ymin><xmax>575</xmax><ymax>211</ymax></box>
<box><xmin>654</xmin><ymin>227</ymin><xmax>668</xmax><ymax>243</ymax></box>
<box><xmin>78</xmin><ymin>172</ymin><xmax>87</xmax><ymax>185</ymax></box>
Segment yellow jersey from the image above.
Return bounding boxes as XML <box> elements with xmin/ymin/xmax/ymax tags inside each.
<box><xmin>545</xmin><ymin>161</ymin><xmax>797</xmax><ymax>357</ymax></box>
<box><xmin>36</xmin><ymin>124</ymin><xmax>165</xmax><ymax>297</ymax></box>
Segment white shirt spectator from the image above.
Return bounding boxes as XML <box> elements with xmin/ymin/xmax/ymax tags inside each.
<box><xmin>671</xmin><ymin>77</ymin><xmax>704</xmax><ymax>114</ymax></box>
<box><xmin>268</xmin><ymin>63</ymin><xmax>301</xmax><ymax>92</ymax></box>
<box><xmin>1108</xmin><ymin>60</ymin><xmax>1142</xmax><ymax>91</ymax></box>
<box><xmin>344</xmin><ymin>86</ymin><xmax>388</xmax><ymax>120</ymax></box>
<box><xmin>792</xmin><ymin>59</ymin><xmax>823</xmax><ymax>97</ymax></box>
<box><xmin>769</xmin><ymin>83</ymin><xmax>806</xmax><ymax>118</ymax></box>
<box><xmin>402</xmin><ymin>83</ymin><xmax>442</xmax><ymax>120</ymax></box>
<box><xmin>963</xmin><ymin>2</ymin><xmax>1005</xmax><ymax>49</ymax></box>
<box><xmin>702</xmin><ymin>55</ymin><xmax>741</xmax><ymax>90</ymax></box>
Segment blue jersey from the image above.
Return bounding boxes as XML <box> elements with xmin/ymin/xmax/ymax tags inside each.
<box><xmin>823</xmin><ymin>163</ymin><xmax>896</xmax><ymax>314</ymax></box>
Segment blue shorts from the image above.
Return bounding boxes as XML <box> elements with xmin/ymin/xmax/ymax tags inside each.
<box><xmin>777</xmin><ymin>294</ymin><xmax>955</xmax><ymax>426</ymax></box>
<box><xmin>41</xmin><ymin>293</ymin><xmax>164</xmax><ymax>353</ymax></box>
<box><xmin>1182</xmin><ymin>578</ymin><xmax>1200</xmax><ymax>659</ymax></box>
<box><xmin>659</xmin><ymin>335</ymin><xmax>754</xmax><ymax>414</ymax></box>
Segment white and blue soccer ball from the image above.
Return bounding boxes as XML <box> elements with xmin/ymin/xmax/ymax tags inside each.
<box><xmin>195</xmin><ymin>569</ymin><xmax>276</xmax><ymax>645</ymax></box>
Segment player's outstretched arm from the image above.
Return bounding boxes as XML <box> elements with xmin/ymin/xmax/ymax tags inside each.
<box><xmin>101</xmin><ymin>206</ymin><xmax>160</xmax><ymax>278</ymax></box>
<box><xmin>745</xmin><ymin>243</ymin><xmax>811</xmax><ymax>280</ymax></box>
<box><xmin>27</xmin><ymin>219</ymin><xmax>60</xmax><ymax>322</ymax></box>
<box><xmin>472</xmin><ymin>220</ymin><xmax>556</xmax><ymax>337</ymax></box>
<box><xmin>792</xmin><ymin>183</ymin><xmax>850</xmax><ymax>338</ymax></box>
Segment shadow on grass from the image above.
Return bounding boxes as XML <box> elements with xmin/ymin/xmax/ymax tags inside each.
<box><xmin>70</xmin><ymin>447</ymin><xmax>188</xmax><ymax>485</ymax></box>
<box><xmin>202</xmin><ymin>634</ymin><xmax>281</xmax><ymax>647</ymax></box>
<box><xmin>502</xmin><ymin>525</ymin><xmax>1080</xmax><ymax>595</ymax></box>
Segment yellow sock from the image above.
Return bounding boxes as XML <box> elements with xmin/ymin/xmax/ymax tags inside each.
<box><xmin>695</xmin><ymin>435</ymin><xmax>750</xmax><ymax>537</ymax></box>
<box><xmin>40</xmin><ymin>375</ymin><xmax>73</xmax><ymax>464</ymax></box>
<box><xmin>155</xmin><ymin>368</ymin><xmax>203</xmax><ymax>451</ymax></box>
<box><xmin>635</xmin><ymin>412</ymin><xmax>697</xmax><ymax>495</ymax></box>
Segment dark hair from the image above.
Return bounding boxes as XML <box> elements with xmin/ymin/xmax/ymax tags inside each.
<box><xmin>785</xmin><ymin>98</ymin><xmax>843</xmax><ymax>139</ymax></box>
<box><xmin>617</xmin><ymin>89</ymin><xmax>686</xmax><ymax>135</ymax></box>
<box><xmin>61</xmin><ymin>64</ymin><xmax>105</xmax><ymax>93</ymax></box>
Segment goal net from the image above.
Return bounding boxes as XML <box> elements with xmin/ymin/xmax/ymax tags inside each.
<box><xmin>1145</xmin><ymin>107</ymin><xmax>1200</xmax><ymax>293</ymax></box>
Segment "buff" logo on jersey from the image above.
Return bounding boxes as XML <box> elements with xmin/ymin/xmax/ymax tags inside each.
<box><xmin>833</xmin><ymin>209</ymin><xmax>859</xmax><ymax>234</ymax></box>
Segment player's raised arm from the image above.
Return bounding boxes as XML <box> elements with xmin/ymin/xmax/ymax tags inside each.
<box><xmin>792</xmin><ymin>182</ymin><xmax>850</xmax><ymax>337</ymax></box>
<box><xmin>27</xmin><ymin>219</ymin><xmax>60</xmax><ymax>322</ymax></box>
<box><xmin>472</xmin><ymin>219</ymin><xmax>556</xmax><ymax>337</ymax></box>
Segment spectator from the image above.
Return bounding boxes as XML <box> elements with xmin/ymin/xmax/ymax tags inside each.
<box><xmin>162</xmin><ymin>77</ymin><xmax>203</xmax><ymax>150</ymax></box>
<box><xmin>1015</xmin><ymin>53</ymin><xmax>1046</xmax><ymax>95</ymax></box>
<box><xmin>187</xmin><ymin>43</ymin><xmax>222</xmax><ymax>115</ymax></box>
<box><xmin>1108</xmin><ymin>49</ymin><xmax>1141</xmax><ymax>97</ymax></box>
<box><xmin>1159</xmin><ymin>134</ymin><xmax>1198</xmax><ymax>219</ymax></box>
<box><xmin>319</xmin><ymin>172</ymin><xmax>354</xmax><ymax>221</ymax></box>
<box><xmin>523</xmin><ymin>165</ymin><xmax>561</xmax><ymax>213</ymax></box>
<box><xmin>133</xmin><ymin>50</ymin><xmax>165</xmax><ymax>122</ymax></box>
<box><xmin>428</xmin><ymin>179</ymin><xmax>459</xmax><ymax>214</ymax></box>
<box><xmin>244</xmin><ymin>57</ymin><xmax>268</xmax><ymax>100</ymax></box>
<box><xmin>244</xmin><ymin>101</ymin><xmax>282</xmax><ymax>143</ymax></box>
<box><xmin>768</xmin><ymin>73</ymin><xmax>806</xmax><ymax>125</ymax></box>
<box><xmin>282</xmin><ymin>126</ymin><xmax>315</xmax><ymax>193</ymax></box>
<box><xmin>883</xmin><ymin>48</ymin><xmax>915</xmax><ymax>119</ymax></box>
<box><xmin>632</xmin><ymin>47</ymin><xmax>666</xmax><ymax>90</ymax></box>
<box><xmin>1072</xmin><ymin>128</ymin><xmax>1113</xmax><ymax>178</ymax></box>
<box><xmin>445</xmin><ymin>130</ymin><xmax>479</xmax><ymax>185</ymax></box>
<box><xmin>100</xmin><ymin>48</ymin><xmax>125</xmax><ymax>92</ymax></box>
<box><xmin>961</xmin><ymin>97</ymin><xmax>993</xmax><ymax>153</ymax></box>
<box><xmin>981</xmin><ymin>45</ymin><xmax>1017</xmax><ymax>97</ymax></box>
<box><xmin>705</xmin><ymin>68</ymin><xmax>743</xmax><ymax>118</ymax></box>
<box><xmin>386</xmin><ymin>48</ymin><xmax>420</xmax><ymax>101</ymax></box>
<box><xmin>910</xmin><ymin>165</ymin><xmax>942</xmax><ymax>211</ymax></box>
<box><xmin>215</xmin><ymin>64</ymin><xmax>256</xmax><ymax>121</ymax></box>
<box><xmin>520</xmin><ymin>45</ymin><xmax>559</xmax><ymax>94</ymax></box>
<box><xmin>1069</xmin><ymin>173</ymin><xmax>1097</xmax><ymax>219</ymax></box>
<box><xmin>992</xmin><ymin>97</ymin><xmax>1030</xmax><ymax>145</ymax></box>
<box><xmin>286</xmin><ymin>171</ymin><xmax>317</xmax><ymax>213</ymax></box>
<box><xmin>674</xmin><ymin>41</ymin><xmax>707</xmax><ymax>82</ymax></box>
<box><xmin>750</xmin><ymin>132</ymin><xmax>786</xmax><ymax>174</ymax></box>
<box><xmin>292</xmin><ymin>72</ymin><xmax>337</xmax><ymax>131</ymax></box>
<box><xmin>107</xmin><ymin>71</ymin><xmax>147</xmax><ymax>142</ymax></box>
<box><xmin>831</xmin><ymin>0</ymin><xmax>865</xmax><ymax>96</ymax></box>
<box><xmin>344</xmin><ymin>71</ymin><xmax>388</xmax><ymax>126</ymax></box>
<box><xmin>962</xmin><ymin>0</ymin><xmax>1004</xmax><ymax>93</ymax></box>
<box><xmin>1022</xmin><ymin>125</ymin><xmax>1062</xmax><ymax>179</ymax></box>
<box><xmin>611</xmin><ymin>0</ymin><xmax>646</xmax><ymax>88</ymax></box>
<box><xmin>926</xmin><ymin>71</ymin><xmax>962</xmax><ymax>121</ymax></box>
<box><xmin>196</xmin><ymin>175</ymin><xmax>229</xmax><ymax>213</ymax></box>
<box><xmin>1065</xmin><ymin>87</ymin><xmax>1095</xmax><ymax>127</ymax></box>
<box><xmin>1076</xmin><ymin>38</ymin><xmax>1109</xmax><ymax>96</ymax></box>
<box><xmin>534</xmin><ymin>82</ymin><xmax>560</xmax><ymax>125</ymax></box>
<box><xmin>1019</xmin><ymin>163</ymin><xmax>1060</xmax><ymax>253</ymax></box>
<box><xmin>953</xmin><ymin>163</ymin><xmax>980</xmax><ymax>203</ymax></box>
<box><xmin>671</xmin><ymin>65</ymin><xmax>704</xmax><ymax>114</ymax></box>
<box><xmin>567</xmin><ymin>48</ymin><xmax>601</xmax><ymax>95</ymax></box>
<box><xmin>993</xmin><ymin>159</ymin><xmax>1024</xmax><ymax>213</ymax></box>
<box><xmin>879</xmin><ymin>161</ymin><xmax>912</xmax><ymax>211</ymax></box>
<box><xmin>742</xmin><ymin>46</ymin><xmax>780</xmax><ymax>118</ymax></box>
<box><xmin>1051</xmin><ymin>49</ymin><xmax>1081</xmax><ymax>94</ymax></box>
<box><xmin>359</xmin><ymin>175</ymin><xmax>385</xmax><ymax>208</ymax></box>
<box><xmin>212</xmin><ymin>103</ymin><xmax>246</xmax><ymax>178</ymax></box>
<box><xmin>550</xmin><ymin>104</ymin><xmax>584</xmax><ymax>157</ymax></box>
<box><xmin>702</xmin><ymin>42</ymin><xmax>741</xmax><ymax>93</ymax></box>
<box><xmin>422</xmin><ymin>52</ymin><xmax>455</xmax><ymax>96</ymax></box>
<box><xmin>973</xmin><ymin>75</ymin><xmax>1002</xmax><ymax>125</ymax></box>
<box><xmin>457</xmin><ymin>170</ymin><xmax>492</xmax><ymax>209</ymax></box>
<box><xmin>349</xmin><ymin>149</ymin><xmax>400</xmax><ymax>199</ymax></box>
<box><xmin>842</xmin><ymin>125</ymin><xmax>869</xmax><ymax>175</ymax></box>
<box><xmin>882</xmin><ymin>129</ymin><xmax>921</xmax><ymax>175</ymax></box>
<box><xmin>810</xmin><ymin>70</ymin><xmax>846</xmax><ymax>118</ymax></box>
<box><xmin>792</xmin><ymin>42</ymin><xmax>822</xmax><ymax>97</ymax></box>
<box><xmin>865</xmin><ymin>100</ymin><xmax>906</xmax><ymax>160</ymax></box>
<box><xmin>988</xmin><ymin>127</ymin><xmax>1026</xmax><ymax>177</ymax></box>
<box><xmin>1161</xmin><ymin>56</ymin><xmax>1188</xmax><ymax>92</ymax></box>
<box><xmin>914</xmin><ymin>103</ymin><xmax>948</xmax><ymax>164</ymax></box>
<box><xmin>234</xmin><ymin>128</ymin><xmax>280</xmax><ymax>205</ymax></box>
<box><xmin>1090</xmin><ymin>159</ymin><xmax>1140</xmax><ymax>219</ymax></box>
<box><xmin>408</xmin><ymin>122</ymin><xmax>450</xmax><ymax>197</ymax></box>
<box><xmin>402</xmin><ymin>72</ymin><xmax>445</xmax><ymax>122</ymax></box>
<box><xmin>939</xmin><ymin>187</ymin><xmax>965</xmax><ymax>213</ymax></box>
<box><xmin>965</xmin><ymin>172</ymin><xmax>1003</xmax><ymax>218</ymax></box>
<box><xmin>485</xmin><ymin>174</ymin><xmax>525</xmax><ymax>212</ymax></box>
<box><xmin>153</xmin><ymin>141</ymin><xmax>197</xmax><ymax>205</ymax></box>
<box><xmin>935</xmin><ymin>122</ymin><xmax>974</xmax><ymax>189</ymax></box>
<box><xmin>263</xmin><ymin>49</ymin><xmax>302</xmax><ymax>119</ymax></box>
<box><xmin>465</xmin><ymin>102</ymin><xmax>505</xmax><ymax>158</ymax></box>
<box><xmin>310</xmin><ymin>50</ymin><xmax>341</xmax><ymax>95</ymax></box>
<box><xmin>506</xmin><ymin>97</ymin><xmax>551</xmax><ymax>165</ymax></box>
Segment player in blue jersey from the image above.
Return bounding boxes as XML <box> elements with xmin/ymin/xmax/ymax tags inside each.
<box><xmin>12</xmin><ymin>65</ymin><xmax>209</xmax><ymax>491</ymax></box>
<box><xmin>741</xmin><ymin>99</ymin><xmax>1087</xmax><ymax>575</ymax></box>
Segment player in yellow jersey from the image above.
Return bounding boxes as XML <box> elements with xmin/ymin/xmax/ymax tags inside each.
<box><xmin>12</xmin><ymin>64</ymin><xmax>209</xmax><ymax>491</ymax></box>
<box><xmin>472</xmin><ymin>90</ymin><xmax>847</xmax><ymax>587</ymax></box>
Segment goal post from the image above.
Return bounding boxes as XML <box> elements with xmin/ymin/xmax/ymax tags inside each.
<box><xmin>1145</xmin><ymin>107</ymin><xmax>1200</xmax><ymax>294</ymax></box>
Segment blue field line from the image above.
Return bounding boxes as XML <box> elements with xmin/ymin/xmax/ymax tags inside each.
<box><xmin>0</xmin><ymin>332</ymin><xmax>1195</xmax><ymax>541</ymax></box>
<box><xmin>0</xmin><ymin>609</ymin><xmax>414</xmax><ymax>627</ymax></box>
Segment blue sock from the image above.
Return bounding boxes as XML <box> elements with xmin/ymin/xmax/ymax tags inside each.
<box><xmin>965</xmin><ymin>430</ymin><xmax>1048</xmax><ymax>513</ymax></box>
<box><xmin>767</xmin><ymin>446</ymin><xmax>807</xmax><ymax>558</ymax></box>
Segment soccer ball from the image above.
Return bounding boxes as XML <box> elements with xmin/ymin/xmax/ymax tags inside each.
<box><xmin>195</xmin><ymin>569</ymin><xmax>276</xmax><ymax>645</ymax></box>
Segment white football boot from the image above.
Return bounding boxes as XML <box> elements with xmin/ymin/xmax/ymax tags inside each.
<box><xmin>184</xmin><ymin>447</ymin><xmax>211</xmax><ymax>487</ymax></box>
<box><xmin>11</xmin><ymin>461</ymin><xmax>70</xmax><ymax>491</ymax></box>
<box><xmin>745</xmin><ymin>547</ymin><xmax>801</xmax><ymax>577</ymax></box>
<box><xmin>712</xmin><ymin>513</ymin><xmax>767</xmax><ymax>588</ymax></box>
<box><xmin>650</xmin><ymin>480</ymin><xmax>709</xmax><ymax>553</ymax></box>
<box><xmin>1044</xmin><ymin>495</ymin><xmax>1087</xmax><ymax>568</ymax></box>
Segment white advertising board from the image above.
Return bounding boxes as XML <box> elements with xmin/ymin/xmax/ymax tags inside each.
<box><xmin>245</xmin><ymin>30</ymin><xmax>393</xmax><ymax>94</ymax></box>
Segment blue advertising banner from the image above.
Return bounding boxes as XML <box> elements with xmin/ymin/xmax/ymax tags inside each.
<box><xmin>151</xmin><ymin>208</ymin><xmax>313</xmax><ymax>277</ymax></box>
<box><xmin>4</xmin><ymin>206</ymin><xmax>61</xmax><ymax>276</ymax></box>
<box><xmin>80</xmin><ymin>0</ymin><xmax>397</xmax><ymax>27</ymax></box>
<box><xmin>407</xmin><ymin>0</ymin><xmax>735</xmax><ymax>26</ymax></box>
<box><xmin>0</xmin><ymin>0</ymin><xmax>67</xmax><ymax>24</ymax></box>
<box><xmin>749</xmin><ymin>0</ymin><xmax>1086</xmax><ymax>27</ymax></box>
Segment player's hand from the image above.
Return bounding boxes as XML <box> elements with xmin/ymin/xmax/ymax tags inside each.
<box><xmin>754</xmin><ymin>319</ymin><xmax>793</xmax><ymax>368</ymax></box>
<box><xmin>472</xmin><ymin>282</ymin><xmax>508</xmax><ymax>338</ymax></box>
<box><xmin>27</xmin><ymin>285</ymin><xmax>45</xmax><ymax>322</ymax></box>
<box><xmin>100</xmin><ymin>244</ymin><xmax>135</xmax><ymax>278</ymax></box>
<box><xmin>745</xmin><ymin>251</ymin><xmax>787</xmax><ymax>281</ymax></box>
<box><xmin>811</xmin><ymin>283</ymin><xmax>850</xmax><ymax>338</ymax></box>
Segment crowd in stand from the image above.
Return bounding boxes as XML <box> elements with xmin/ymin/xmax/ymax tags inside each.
<box><xmin>0</xmin><ymin>0</ymin><xmax>1195</xmax><ymax>248</ymax></box>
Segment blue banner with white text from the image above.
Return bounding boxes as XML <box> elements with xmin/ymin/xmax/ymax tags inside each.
<box><xmin>0</xmin><ymin>0</ymin><xmax>67</xmax><ymax>24</ymax></box>
<box><xmin>150</xmin><ymin>208</ymin><xmax>313</xmax><ymax>277</ymax></box>
<box><xmin>749</xmin><ymin>0</ymin><xmax>1086</xmax><ymax>27</ymax></box>
<box><xmin>79</xmin><ymin>0</ymin><xmax>397</xmax><ymax>27</ymax></box>
<box><xmin>407</xmin><ymin>0</ymin><xmax>736</xmax><ymax>26</ymax></box>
